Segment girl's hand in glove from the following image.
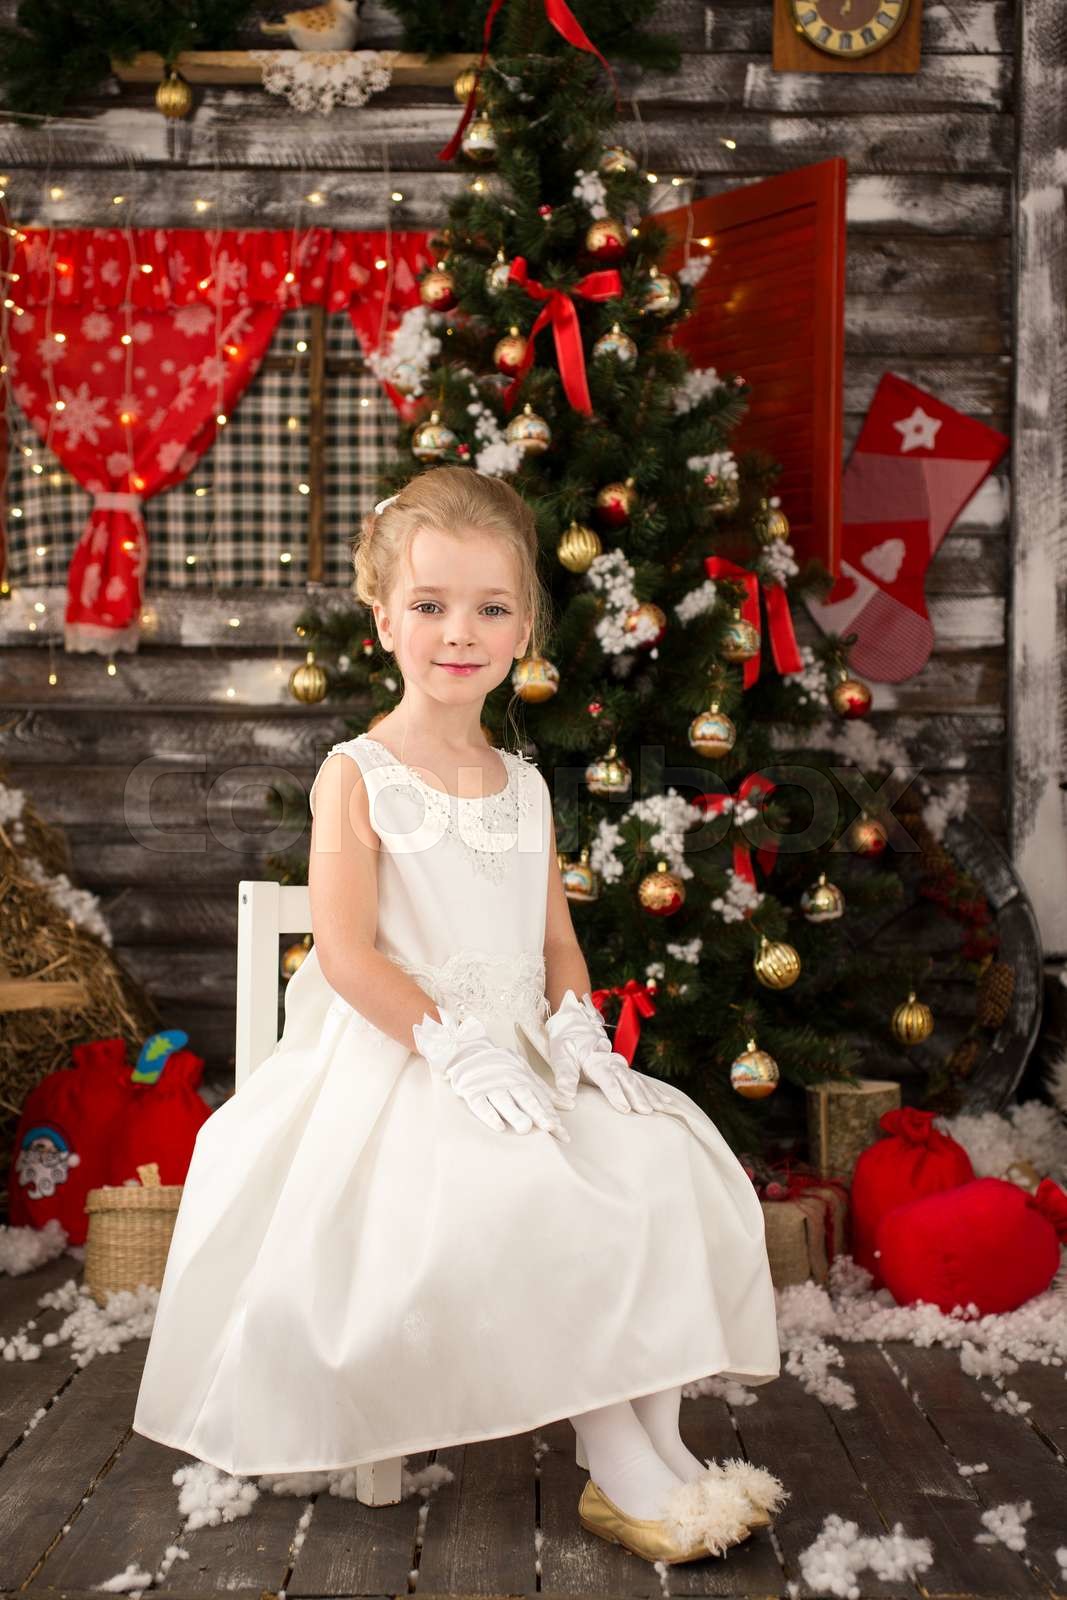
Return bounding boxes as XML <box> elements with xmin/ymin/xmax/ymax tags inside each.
<box><xmin>543</xmin><ymin>989</ymin><xmax>674</xmax><ymax>1116</ymax></box>
<box><xmin>412</xmin><ymin>1007</ymin><xmax>572</xmax><ymax>1142</ymax></box>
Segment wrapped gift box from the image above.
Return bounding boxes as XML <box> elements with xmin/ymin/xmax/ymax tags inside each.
<box><xmin>761</xmin><ymin>1175</ymin><xmax>850</xmax><ymax>1288</ymax></box>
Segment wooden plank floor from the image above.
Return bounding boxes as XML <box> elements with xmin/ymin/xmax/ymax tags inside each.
<box><xmin>1</xmin><ymin>1255</ymin><xmax>1064</xmax><ymax>1600</ymax></box>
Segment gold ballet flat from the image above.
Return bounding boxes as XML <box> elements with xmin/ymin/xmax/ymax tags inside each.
<box><xmin>577</xmin><ymin>1478</ymin><xmax>752</xmax><ymax>1566</ymax></box>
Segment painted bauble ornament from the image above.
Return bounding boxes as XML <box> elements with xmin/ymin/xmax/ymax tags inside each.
<box><xmin>411</xmin><ymin>410</ymin><xmax>458</xmax><ymax>462</ymax></box>
<box><xmin>453</xmin><ymin>66</ymin><xmax>480</xmax><ymax>103</ymax></box>
<box><xmin>485</xmin><ymin>250</ymin><xmax>512</xmax><ymax>295</ymax></box>
<box><xmin>599</xmin><ymin>144</ymin><xmax>638</xmax><ymax>175</ymax></box>
<box><xmin>557</xmin><ymin>520</ymin><xmax>602</xmax><ymax>573</ymax></box>
<box><xmin>831</xmin><ymin>673</ymin><xmax>873</xmax><ymax>719</ymax></box>
<box><xmin>623</xmin><ymin>601</ymin><xmax>667</xmax><ymax>649</ymax></box>
<box><xmin>584</xmin><ymin>217</ymin><xmax>628</xmax><ymax>263</ymax></box>
<box><xmin>156</xmin><ymin>69</ymin><xmax>193</xmax><ymax>119</ymax></box>
<box><xmin>493</xmin><ymin>326</ymin><xmax>528</xmax><ymax>375</ymax></box>
<box><xmin>585</xmin><ymin>743</ymin><xmax>631</xmax><ymax>797</ymax></box>
<box><xmin>462</xmin><ymin>115</ymin><xmax>497</xmax><ymax>162</ymax></box>
<box><xmin>688</xmin><ymin>702</ymin><xmax>736</xmax><ymax>758</ymax></box>
<box><xmin>756</xmin><ymin>497</ymin><xmax>791</xmax><ymax>544</ymax></box>
<box><xmin>800</xmin><ymin>871</ymin><xmax>846</xmax><ymax>922</ymax></box>
<box><xmin>505</xmin><ymin>402</ymin><xmax>551</xmax><ymax>454</ymax></box>
<box><xmin>289</xmin><ymin>650</ymin><xmax>327</xmax><ymax>704</ymax></box>
<box><xmin>709</xmin><ymin>474</ymin><xmax>741</xmax><ymax>514</ymax></box>
<box><xmin>892</xmin><ymin>990</ymin><xmax>935</xmax><ymax>1047</ymax></box>
<box><xmin>281</xmin><ymin>935</ymin><xmax>312</xmax><ymax>980</ymax></box>
<box><xmin>753</xmin><ymin>935</ymin><xmax>801</xmax><ymax>990</ymax></box>
<box><xmin>730</xmin><ymin>1038</ymin><xmax>780</xmax><ymax>1099</ymax></box>
<box><xmin>638</xmin><ymin>860</ymin><xmax>686</xmax><ymax>916</ymax></box>
<box><xmin>560</xmin><ymin>847</ymin><xmax>599</xmax><ymax>902</ymax></box>
<box><xmin>720</xmin><ymin>608</ymin><xmax>761</xmax><ymax>663</ymax></box>
<box><xmin>388</xmin><ymin>358</ymin><xmax>423</xmax><ymax>396</ymax></box>
<box><xmin>849</xmin><ymin>813</ymin><xmax>888</xmax><ymax>857</ymax></box>
<box><xmin>640</xmin><ymin>267</ymin><xmax>680</xmax><ymax>316</ymax></box>
<box><xmin>511</xmin><ymin>654</ymin><xmax>560</xmax><ymax>702</ymax></box>
<box><xmin>419</xmin><ymin>267</ymin><xmax>457</xmax><ymax>311</ymax></box>
<box><xmin>592</xmin><ymin>322</ymin><xmax>637</xmax><ymax>363</ymax></box>
<box><xmin>595</xmin><ymin>477</ymin><xmax>637</xmax><ymax>528</ymax></box>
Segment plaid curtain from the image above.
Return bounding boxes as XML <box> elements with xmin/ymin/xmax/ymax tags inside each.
<box><xmin>3</xmin><ymin>308</ymin><xmax>399</xmax><ymax>590</ymax></box>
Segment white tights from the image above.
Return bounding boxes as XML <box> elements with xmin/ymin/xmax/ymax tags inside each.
<box><xmin>568</xmin><ymin>1384</ymin><xmax>708</xmax><ymax>1519</ymax></box>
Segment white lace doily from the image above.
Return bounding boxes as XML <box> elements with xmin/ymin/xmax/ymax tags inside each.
<box><xmin>249</xmin><ymin>50</ymin><xmax>393</xmax><ymax>114</ymax></box>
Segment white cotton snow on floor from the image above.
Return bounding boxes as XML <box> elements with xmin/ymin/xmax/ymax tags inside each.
<box><xmin>798</xmin><ymin>1512</ymin><xmax>934</xmax><ymax>1598</ymax></box>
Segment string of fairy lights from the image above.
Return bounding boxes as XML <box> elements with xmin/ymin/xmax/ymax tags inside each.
<box><xmin>0</xmin><ymin>85</ymin><xmax>740</xmax><ymax>692</ymax></box>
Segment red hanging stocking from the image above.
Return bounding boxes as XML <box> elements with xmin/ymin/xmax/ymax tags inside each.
<box><xmin>806</xmin><ymin>373</ymin><xmax>1008</xmax><ymax>681</ymax></box>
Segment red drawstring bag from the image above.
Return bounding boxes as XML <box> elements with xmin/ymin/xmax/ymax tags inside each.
<box><xmin>7</xmin><ymin>1038</ymin><xmax>135</xmax><ymax>1245</ymax></box>
<box><xmin>850</xmin><ymin>1107</ymin><xmax>974</xmax><ymax>1285</ymax></box>
<box><xmin>877</xmin><ymin>1175</ymin><xmax>1067</xmax><ymax>1315</ymax></box>
<box><xmin>105</xmin><ymin>1046</ymin><xmax>212</xmax><ymax>1186</ymax></box>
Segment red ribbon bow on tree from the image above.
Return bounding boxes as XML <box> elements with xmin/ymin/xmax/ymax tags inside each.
<box><xmin>437</xmin><ymin>0</ymin><xmax>620</xmax><ymax>163</ymax></box>
<box><xmin>704</xmin><ymin>554</ymin><xmax>803</xmax><ymax>689</ymax></box>
<box><xmin>690</xmin><ymin>772</ymin><xmax>778</xmax><ymax>894</ymax></box>
<box><xmin>504</xmin><ymin>256</ymin><xmax>622</xmax><ymax>416</ymax></box>
<box><xmin>589</xmin><ymin>978</ymin><xmax>657</xmax><ymax>1065</ymax></box>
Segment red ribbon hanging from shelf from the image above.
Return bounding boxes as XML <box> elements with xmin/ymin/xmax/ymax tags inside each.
<box><xmin>690</xmin><ymin>772</ymin><xmax>779</xmax><ymax>893</ymax></box>
<box><xmin>503</xmin><ymin>256</ymin><xmax>622</xmax><ymax>416</ymax></box>
<box><xmin>704</xmin><ymin>553</ymin><xmax>803</xmax><ymax>689</ymax></box>
<box><xmin>589</xmin><ymin>978</ymin><xmax>657</xmax><ymax>1065</ymax></box>
<box><xmin>437</xmin><ymin>0</ymin><xmax>620</xmax><ymax>163</ymax></box>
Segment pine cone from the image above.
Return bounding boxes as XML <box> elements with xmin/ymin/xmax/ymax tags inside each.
<box><xmin>977</xmin><ymin>961</ymin><xmax>1015</xmax><ymax>1028</ymax></box>
<box><xmin>948</xmin><ymin>1037</ymin><xmax>981</xmax><ymax>1078</ymax></box>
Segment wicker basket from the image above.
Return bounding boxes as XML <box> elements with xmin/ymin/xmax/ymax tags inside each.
<box><xmin>83</xmin><ymin>1162</ymin><xmax>183</xmax><ymax>1306</ymax></box>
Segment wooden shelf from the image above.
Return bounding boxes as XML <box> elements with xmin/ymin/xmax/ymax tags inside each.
<box><xmin>109</xmin><ymin>50</ymin><xmax>479</xmax><ymax>87</ymax></box>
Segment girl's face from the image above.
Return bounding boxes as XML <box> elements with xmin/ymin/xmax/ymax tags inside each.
<box><xmin>373</xmin><ymin>525</ymin><xmax>532</xmax><ymax>702</ymax></box>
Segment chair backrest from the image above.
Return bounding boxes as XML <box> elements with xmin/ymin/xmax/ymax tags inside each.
<box><xmin>235</xmin><ymin>880</ymin><xmax>311</xmax><ymax>1090</ymax></box>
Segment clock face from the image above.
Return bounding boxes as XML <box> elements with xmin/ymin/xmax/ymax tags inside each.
<box><xmin>789</xmin><ymin>0</ymin><xmax>909</xmax><ymax>57</ymax></box>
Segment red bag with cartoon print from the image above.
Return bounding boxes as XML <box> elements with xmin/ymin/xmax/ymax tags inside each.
<box><xmin>850</xmin><ymin>1106</ymin><xmax>974</xmax><ymax>1285</ymax></box>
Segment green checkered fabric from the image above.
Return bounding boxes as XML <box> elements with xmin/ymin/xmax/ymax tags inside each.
<box><xmin>3</xmin><ymin>309</ymin><xmax>400</xmax><ymax>589</ymax></box>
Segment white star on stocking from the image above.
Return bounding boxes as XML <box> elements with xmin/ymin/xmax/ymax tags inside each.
<box><xmin>893</xmin><ymin>405</ymin><xmax>942</xmax><ymax>453</ymax></box>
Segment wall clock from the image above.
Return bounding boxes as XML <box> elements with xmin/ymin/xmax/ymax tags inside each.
<box><xmin>772</xmin><ymin>0</ymin><xmax>923</xmax><ymax>73</ymax></box>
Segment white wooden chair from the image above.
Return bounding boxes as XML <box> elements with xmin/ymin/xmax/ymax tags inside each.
<box><xmin>235</xmin><ymin>880</ymin><xmax>589</xmax><ymax>1491</ymax></box>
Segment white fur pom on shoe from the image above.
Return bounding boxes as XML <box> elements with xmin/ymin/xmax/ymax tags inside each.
<box><xmin>659</xmin><ymin>1473</ymin><xmax>753</xmax><ymax>1557</ymax></box>
<box><xmin>711</xmin><ymin>1456</ymin><xmax>789</xmax><ymax>1517</ymax></box>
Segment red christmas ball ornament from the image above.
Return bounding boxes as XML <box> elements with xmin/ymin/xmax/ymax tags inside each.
<box><xmin>584</xmin><ymin>217</ymin><xmax>628</xmax><ymax>263</ymax></box>
<box><xmin>493</xmin><ymin>325</ymin><xmax>528</xmax><ymax>376</ymax></box>
<box><xmin>849</xmin><ymin>813</ymin><xmax>888</xmax><ymax>857</ymax></box>
<box><xmin>595</xmin><ymin>477</ymin><xmax>637</xmax><ymax>529</ymax></box>
<box><xmin>588</xmin><ymin>699</ymin><xmax>603</xmax><ymax>716</ymax></box>
<box><xmin>538</xmin><ymin>203</ymin><xmax>554</xmax><ymax>219</ymax></box>
<box><xmin>623</xmin><ymin>601</ymin><xmax>667</xmax><ymax>649</ymax></box>
<box><xmin>456</xmin><ymin>442</ymin><xmax>471</xmax><ymax>458</ymax></box>
<box><xmin>419</xmin><ymin>266</ymin><xmax>457</xmax><ymax>312</ymax></box>
<box><xmin>831</xmin><ymin>672</ymin><xmax>873</xmax><ymax>719</ymax></box>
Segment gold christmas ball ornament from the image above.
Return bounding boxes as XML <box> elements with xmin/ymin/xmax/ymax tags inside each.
<box><xmin>892</xmin><ymin>990</ymin><xmax>935</xmax><ymax>1047</ymax></box>
<box><xmin>505</xmin><ymin>402</ymin><xmax>551</xmax><ymax>454</ymax></box>
<box><xmin>461</xmin><ymin>114</ymin><xmax>497</xmax><ymax>163</ymax></box>
<box><xmin>411</xmin><ymin>410</ymin><xmax>458</xmax><ymax>462</ymax></box>
<box><xmin>584</xmin><ymin>217</ymin><xmax>628</xmax><ymax>263</ymax></box>
<box><xmin>831</xmin><ymin>673</ymin><xmax>873</xmax><ymax>719</ymax></box>
<box><xmin>639</xmin><ymin>267</ymin><xmax>681</xmax><ymax>316</ymax></box>
<box><xmin>622</xmin><ymin>600</ymin><xmax>667</xmax><ymax>649</ymax></box>
<box><xmin>595</xmin><ymin>477</ymin><xmax>637</xmax><ymax>528</ymax></box>
<box><xmin>288</xmin><ymin>650</ymin><xmax>327</xmax><ymax>704</ymax></box>
<box><xmin>419</xmin><ymin>267</ymin><xmax>457</xmax><ymax>311</ymax></box>
<box><xmin>800</xmin><ymin>871</ymin><xmax>845</xmax><ymax>922</ymax></box>
<box><xmin>560</xmin><ymin>847</ymin><xmax>599</xmax><ymax>902</ymax></box>
<box><xmin>156</xmin><ymin>68</ymin><xmax>193</xmax><ymax>119</ymax></box>
<box><xmin>720</xmin><ymin>608</ymin><xmax>761</xmax><ymax>663</ymax></box>
<box><xmin>453</xmin><ymin>66</ymin><xmax>480</xmax><ymax>103</ymax></box>
<box><xmin>753</xmin><ymin>935</ymin><xmax>801</xmax><ymax>990</ymax></box>
<box><xmin>592</xmin><ymin>323</ymin><xmax>637</xmax><ymax>364</ymax></box>
<box><xmin>848</xmin><ymin>812</ymin><xmax>888</xmax><ymax>857</ymax></box>
<box><xmin>485</xmin><ymin>249</ymin><xmax>512</xmax><ymax>295</ymax></box>
<box><xmin>688</xmin><ymin>702</ymin><xmax>736</xmax><ymax>758</ymax></box>
<box><xmin>585</xmin><ymin>743</ymin><xmax>632</xmax><ymax>797</ymax></box>
<box><xmin>557</xmin><ymin>520</ymin><xmax>602</xmax><ymax>573</ymax></box>
<box><xmin>599</xmin><ymin>144</ymin><xmax>638</xmax><ymax>174</ymax></box>
<box><xmin>493</xmin><ymin>325</ymin><xmax>527</xmax><ymax>375</ymax></box>
<box><xmin>756</xmin><ymin>498</ymin><xmax>791</xmax><ymax>544</ymax></box>
<box><xmin>281</xmin><ymin>935</ymin><xmax>312</xmax><ymax>980</ymax></box>
<box><xmin>638</xmin><ymin>859</ymin><xmax>686</xmax><ymax>917</ymax></box>
<box><xmin>511</xmin><ymin>653</ymin><xmax>560</xmax><ymax>702</ymax></box>
<box><xmin>730</xmin><ymin>1038</ymin><xmax>780</xmax><ymax>1099</ymax></box>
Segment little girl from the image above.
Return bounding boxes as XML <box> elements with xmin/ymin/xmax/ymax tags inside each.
<box><xmin>132</xmin><ymin>466</ymin><xmax>784</xmax><ymax>1566</ymax></box>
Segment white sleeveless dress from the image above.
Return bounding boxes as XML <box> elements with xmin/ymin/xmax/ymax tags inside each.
<box><xmin>132</xmin><ymin>733</ymin><xmax>780</xmax><ymax>1477</ymax></box>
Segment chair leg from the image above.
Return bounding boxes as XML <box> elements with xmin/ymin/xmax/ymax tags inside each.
<box><xmin>574</xmin><ymin>1431</ymin><xmax>589</xmax><ymax>1471</ymax></box>
<box><xmin>355</xmin><ymin>1455</ymin><xmax>404</xmax><ymax>1506</ymax></box>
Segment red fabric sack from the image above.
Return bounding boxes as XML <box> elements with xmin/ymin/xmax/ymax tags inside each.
<box><xmin>850</xmin><ymin>1107</ymin><xmax>974</xmax><ymax>1285</ymax></box>
<box><xmin>877</xmin><ymin>1175</ymin><xmax>1067</xmax><ymax>1315</ymax></box>
<box><xmin>105</xmin><ymin>1047</ymin><xmax>212</xmax><ymax>1186</ymax></box>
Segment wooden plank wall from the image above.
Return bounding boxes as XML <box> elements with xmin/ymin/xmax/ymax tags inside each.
<box><xmin>0</xmin><ymin>0</ymin><xmax>1018</xmax><ymax>1080</ymax></box>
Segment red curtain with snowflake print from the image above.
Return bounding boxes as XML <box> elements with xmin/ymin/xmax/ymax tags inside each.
<box><xmin>4</xmin><ymin>227</ymin><xmax>433</xmax><ymax>655</ymax></box>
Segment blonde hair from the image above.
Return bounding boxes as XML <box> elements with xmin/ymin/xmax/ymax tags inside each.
<box><xmin>353</xmin><ymin>467</ymin><xmax>551</xmax><ymax>743</ymax></box>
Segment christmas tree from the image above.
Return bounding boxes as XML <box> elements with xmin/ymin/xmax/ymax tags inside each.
<box><xmin>285</xmin><ymin>0</ymin><xmax>996</xmax><ymax>1152</ymax></box>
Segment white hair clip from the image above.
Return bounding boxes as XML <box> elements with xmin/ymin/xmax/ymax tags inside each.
<box><xmin>374</xmin><ymin>494</ymin><xmax>399</xmax><ymax>515</ymax></box>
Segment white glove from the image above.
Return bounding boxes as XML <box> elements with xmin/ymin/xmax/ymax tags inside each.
<box><xmin>543</xmin><ymin>989</ymin><xmax>673</xmax><ymax>1116</ymax></box>
<box><xmin>412</xmin><ymin>1007</ymin><xmax>572</xmax><ymax>1142</ymax></box>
